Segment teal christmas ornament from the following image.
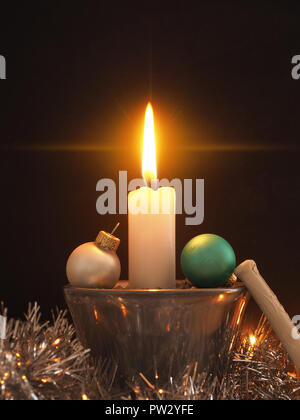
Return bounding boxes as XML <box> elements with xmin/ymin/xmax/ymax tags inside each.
<box><xmin>181</xmin><ymin>234</ymin><xmax>236</xmax><ymax>288</ymax></box>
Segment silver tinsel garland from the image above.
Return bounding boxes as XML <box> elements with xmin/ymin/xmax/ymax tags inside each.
<box><xmin>0</xmin><ymin>303</ymin><xmax>299</xmax><ymax>400</ymax></box>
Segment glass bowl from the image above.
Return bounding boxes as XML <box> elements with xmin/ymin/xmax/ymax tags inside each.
<box><xmin>64</xmin><ymin>282</ymin><xmax>248</xmax><ymax>388</ymax></box>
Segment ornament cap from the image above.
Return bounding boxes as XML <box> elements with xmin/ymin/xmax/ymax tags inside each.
<box><xmin>96</xmin><ymin>230</ymin><xmax>120</xmax><ymax>252</ymax></box>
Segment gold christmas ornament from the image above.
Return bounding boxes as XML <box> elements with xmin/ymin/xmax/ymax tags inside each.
<box><xmin>95</xmin><ymin>230</ymin><xmax>120</xmax><ymax>252</ymax></box>
<box><xmin>66</xmin><ymin>225</ymin><xmax>121</xmax><ymax>289</ymax></box>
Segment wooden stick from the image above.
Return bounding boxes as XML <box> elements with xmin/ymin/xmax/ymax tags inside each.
<box><xmin>235</xmin><ymin>260</ymin><xmax>300</xmax><ymax>370</ymax></box>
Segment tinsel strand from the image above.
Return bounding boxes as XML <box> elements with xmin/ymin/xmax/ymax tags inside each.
<box><xmin>0</xmin><ymin>304</ymin><xmax>299</xmax><ymax>400</ymax></box>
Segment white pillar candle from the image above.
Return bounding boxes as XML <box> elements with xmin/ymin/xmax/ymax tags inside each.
<box><xmin>128</xmin><ymin>186</ymin><xmax>176</xmax><ymax>288</ymax></box>
<box><xmin>128</xmin><ymin>102</ymin><xmax>176</xmax><ymax>289</ymax></box>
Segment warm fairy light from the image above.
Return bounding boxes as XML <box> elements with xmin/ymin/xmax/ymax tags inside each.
<box><xmin>142</xmin><ymin>102</ymin><xmax>157</xmax><ymax>186</ymax></box>
<box><xmin>52</xmin><ymin>338</ymin><xmax>62</xmax><ymax>346</ymax></box>
<box><xmin>120</xmin><ymin>304</ymin><xmax>127</xmax><ymax>317</ymax></box>
<box><xmin>250</xmin><ymin>335</ymin><xmax>256</xmax><ymax>346</ymax></box>
<box><xmin>158</xmin><ymin>388</ymin><xmax>164</xmax><ymax>395</ymax></box>
<box><xmin>82</xmin><ymin>394</ymin><xmax>89</xmax><ymax>400</ymax></box>
<box><xmin>93</xmin><ymin>307</ymin><xmax>100</xmax><ymax>323</ymax></box>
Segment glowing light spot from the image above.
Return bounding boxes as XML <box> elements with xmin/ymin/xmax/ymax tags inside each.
<box><xmin>41</xmin><ymin>378</ymin><xmax>51</xmax><ymax>384</ymax></box>
<box><xmin>52</xmin><ymin>338</ymin><xmax>62</xmax><ymax>346</ymax></box>
<box><xmin>120</xmin><ymin>304</ymin><xmax>127</xmax><ymax>317</ymax></box>
<box><xmin>249</xmin><ymin>335</ymin><xmax>256</xmax><ymax>346</ymax></box>
<box><xmin>93</xmin><ymin>307</ymin><xmax>100</xmax><ymax>322</ymax></box>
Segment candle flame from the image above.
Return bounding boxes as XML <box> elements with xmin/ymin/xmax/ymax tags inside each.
<box><xmin>142</xmin><ymin>102</ymin><xmax>157</xmax><ymax>186</ymax></box>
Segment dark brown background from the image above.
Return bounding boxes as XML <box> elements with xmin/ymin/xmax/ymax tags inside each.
<box><xmin>0</xmin><ymin>2</ymin><xmax>299</xmax><ymax>328</ymax></box>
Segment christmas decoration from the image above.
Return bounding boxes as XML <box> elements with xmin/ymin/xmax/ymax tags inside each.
<box><xmin>181</xmin><ymin>234</ymin><xmax>236</xmax><ymax>288</ymax></box>
<box><xmin>235</xmin><ymin>260</ymin><xmax>300</xmax><ymax>371</ymax></box>
<box><xmin>66</xmin><ymin>225</ymin><xmax>121</xmax><ymax>289</ymax></box>
<box><xmin>0</xmin><ymin>303</ymin><xmax>299</xmax><ymax>400</ymax></box>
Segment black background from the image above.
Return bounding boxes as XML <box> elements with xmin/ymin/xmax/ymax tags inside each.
<box><xmin>0</xmin><ymin>1</ymin><xmax>299</xmax><ymax>328</ymax></box>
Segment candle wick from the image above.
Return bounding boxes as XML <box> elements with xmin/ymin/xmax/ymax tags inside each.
<box><xmin>151</xmin><ymin>179</ymin><xmax>159</xmax><ymax>191</ymax></box>
<box><xmin>110</xmin><ymin>222</ymin><xmax>120</xmax><ymax>236</ymax></box>
<box><xmin>144</xmin><ymin>172</ymin><xmax>158</xmax><ymax>190</ymax></box>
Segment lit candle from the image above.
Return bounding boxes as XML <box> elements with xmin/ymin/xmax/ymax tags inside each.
<box><xmin>128</xmin><ymin>103</ymin><xmax>176</xmax><ymax>289</ymax></box>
